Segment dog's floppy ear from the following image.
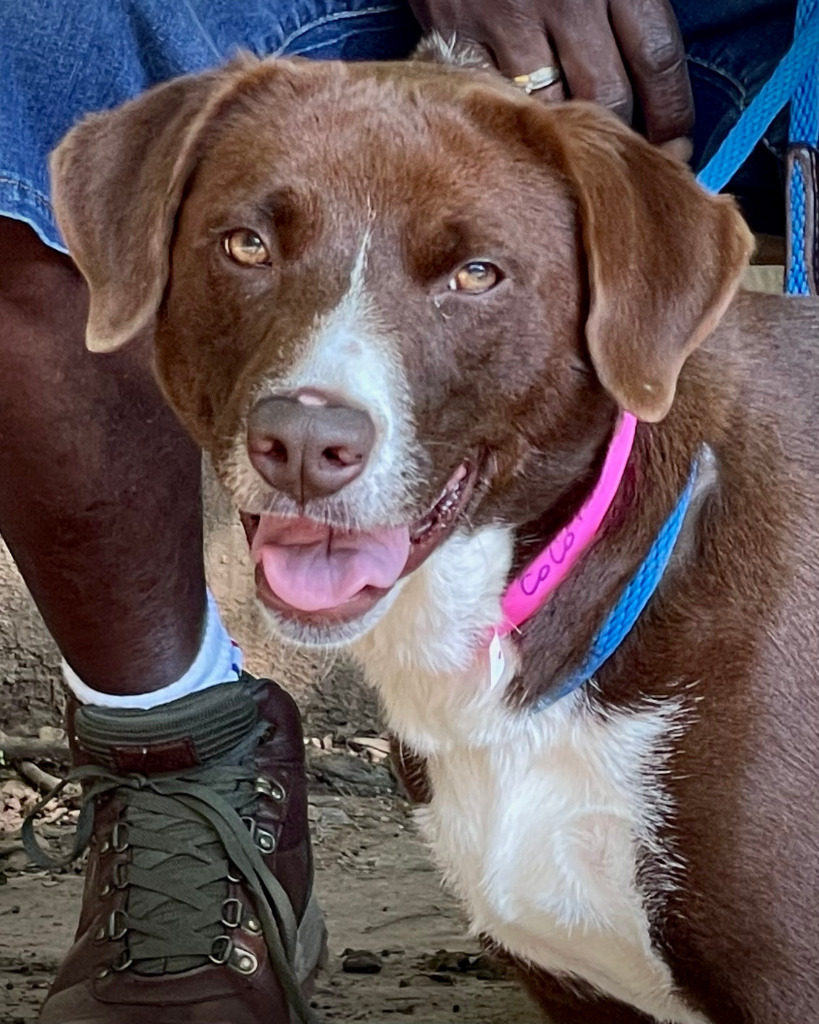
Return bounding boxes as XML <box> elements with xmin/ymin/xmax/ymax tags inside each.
<box><xmin>531</xmin><ymin>103</ymin><xmax>754</xmax><ymax>422</ymax></box>
<box><xmin>50</xmin><ymin>58</ymin><xmax>258</xmax><ymax>353</ymax></box>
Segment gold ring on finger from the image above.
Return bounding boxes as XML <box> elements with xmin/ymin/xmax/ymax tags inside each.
<box><xmin>513</xmin><ymin>64</ymin><xmax>562</xmax><ymax>94</ymax></box>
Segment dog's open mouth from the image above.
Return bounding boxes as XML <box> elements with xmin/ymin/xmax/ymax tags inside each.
<box><xmin>241</xmin><ymin>459</ymin><xmax>480</xmax><ymax>625</ymax></box>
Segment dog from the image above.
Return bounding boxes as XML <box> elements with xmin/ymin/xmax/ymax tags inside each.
<box><xmin>50</xmin><ymin>47</ymin><xmax>819</xmax><ymax>1024</ymax></box>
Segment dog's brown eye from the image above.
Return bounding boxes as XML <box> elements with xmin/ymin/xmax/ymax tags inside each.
<box><xmin>448</xmin><ymin>261</ymin><xmax>501</xmax><ymax>294</ymax></box>
<box><xmin>223</xmin><ymin>229</ymin><xmax>271</xmax><ymax>267</ymax></box>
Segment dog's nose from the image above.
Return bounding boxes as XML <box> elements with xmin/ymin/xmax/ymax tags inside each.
<box><xmin>247</xmin><ymin>393</ymin><xmax>375</xmax><ymax>503</ymax></box>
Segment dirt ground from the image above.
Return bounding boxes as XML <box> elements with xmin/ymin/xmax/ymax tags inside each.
<box><xmin>0</xmin><ymin>745</ymin><xmax>542</xmax><ymax>1024</ymax></box>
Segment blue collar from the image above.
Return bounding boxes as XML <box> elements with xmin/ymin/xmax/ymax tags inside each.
<box><xmin>533</xmin><ymin>457</ymin><xmax>701</xmax><ymax>712</ymax></box>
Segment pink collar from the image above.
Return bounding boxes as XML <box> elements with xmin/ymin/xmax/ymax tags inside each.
<box><xmin>496</xmin><ymin>412</ymin><xmax>637</xmax><ymax>637</ymax></box>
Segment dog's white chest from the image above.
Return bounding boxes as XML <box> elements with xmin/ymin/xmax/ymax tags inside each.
<box><xmin>415</xmin><ymin>698</ymin><xmax>707</xmax><ymax>1024</ymax></box>
<box><xmin>356</xmin><ymin>529</ymin><xmax>708</xmax><ymax>1022</ymax></box>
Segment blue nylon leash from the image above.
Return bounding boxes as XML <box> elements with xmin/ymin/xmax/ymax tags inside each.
<box><xmin>533</xmin><ymin>459</ymin><xmax>700</xmax><ymax>712</ymax></box>
<box><xmin>786</xmin><ymin>0</ymin><xmax>819</xmax><ymax>294</ymax></box>
<box><xmin>791</xmin><ymin>0</ymin><xmax>819</xmax><ymax>150</ymax></box>
<box><xmin>695</xmin><ymin>0</ymin><xmax>819</xmax><ymax>195</ymax></box>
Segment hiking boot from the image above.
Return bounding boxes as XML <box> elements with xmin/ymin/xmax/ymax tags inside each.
<box><xmin>24</xmin><ymin>674</ymin><xmax>326</xmax><ymax>1024</ymax></box>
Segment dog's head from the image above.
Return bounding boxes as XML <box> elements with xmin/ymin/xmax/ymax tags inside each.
<box><xmin>51</xmin><ymin>53</ymin><xmax>751</xmax><ymax>648</ymax></box>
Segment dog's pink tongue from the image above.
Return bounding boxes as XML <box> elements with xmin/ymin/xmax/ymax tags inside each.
<box><xmin>251</xmin><ymin>516</ymin><xmax>410</xmax><ymax>612</ymax></box>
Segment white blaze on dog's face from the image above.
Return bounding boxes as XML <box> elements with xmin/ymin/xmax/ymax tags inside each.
<box><xmin>158</xmin><ymin>63</ymin><xmax>602</xmax><ymax>648</ymax></box>
<box><xmin>49</xmin><ymin>56</ymin><xmax>750</xmax><ymax>650</ymax></box>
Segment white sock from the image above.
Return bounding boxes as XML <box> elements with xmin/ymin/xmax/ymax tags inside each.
<box><xmin>62</xmin><ymin>590</ymin><xmax>243</xmax><ymax>709</ymax></box>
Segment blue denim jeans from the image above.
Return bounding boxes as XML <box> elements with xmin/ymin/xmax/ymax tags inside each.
<box><xmin>0</xmin><ymin>0</ymin><xmax>422</xmax><ymax>252</ymax></box>
<box><xmin>0</xmin><ymin>0</ymin><xmax>796</xmax><ymax>251</ymax></box>
<box><xmin>674</xmin><ymin>0</ymin><xmax>797</xmax><ymax>234</ymax></box>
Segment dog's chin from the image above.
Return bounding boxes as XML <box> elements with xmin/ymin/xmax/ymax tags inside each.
<box><xmin>241</xmin><ymin>454</ymin><xmax>484</xmax><ymax>644</ymax></box>
<box><xmin>255</xmin><ymin>575</ymin><xmax>403</xmax><ymax>648</ymax></box>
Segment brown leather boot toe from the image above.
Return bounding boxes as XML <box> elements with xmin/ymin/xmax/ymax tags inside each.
<box><xmin>24</xmin><ymin>675</ymin><xmax>326</xmax><ymax>1024</ymax></box>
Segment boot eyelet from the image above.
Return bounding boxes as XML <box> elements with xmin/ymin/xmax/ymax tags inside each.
<box><xmin>221</xmin><ymin>898</ymin><xmax>243</xmax><ymax>928</ymax></box>
<box><xmin>255</xmin><ymin>776</ymin><xmax>286</xmax><ymax>802</ymax></box>
<box><xmin>209</xmin><ymin>935</ymin><xmax>233</xmax><ymax>965</ymax></box>
<box><xmin>108</xmin><ymin>909</ymin><xmax>128</xmax><ymax>941</ymax></box>
<box><xmin>227</xmin><ymin>864</ymin><xmax>243</xmax><ymax>883</ymax></box>
<box><xmin>99</xmin><ymin>884</ymin><xmax>112</xmax><ymax>898</ymax></box>
<box><xmin>111</xmin><ymin>949</ymin><xmax>133</xmax><ymax>972</ymax></box>
<box><xmin>243</xmin><ymin>916</ymin><xmax>262</xmax><ymax>936</ymax></box>
<box><xmin>112</xmin><ymin>862</ymin><xmax>129</xmax><ymax>889</ymax></box>
<box><xmin>241</xmin><ymin>815</ymin><xmax>257</xmax><ymax>840</ymax></box>
<box><xmin>255</xmin><ymin>828</ymin><xmax>276</xmax><ymax>853</ymax></box>
<box><xmin>94</xmin><ymin>965</ymin><xmax>111</xmax><ymax>980</ymax></box>
<box><xmin>112</xmin><ymin>822</ymin><xmax>130</xmax><ymax>853</ymax></box>
<box><xmin>94</xmin><ymin>926</ymin><xmax>107</xmax><ymax>943</ymax></box>
<box><xmin>99</xmin><ymin>840</ymin><xmax>111</xmax><ymax>854</ymax></box>
<box><xmin>230</xmin><ymin>947</ymin><xmax>258</xmax><ymax>975</ymax></box>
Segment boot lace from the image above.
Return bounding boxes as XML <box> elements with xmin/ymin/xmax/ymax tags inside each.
<box><xmin>22</xmin><ymin>733</ymin><xmax>316</xmax><ymax>1024</ymax></box>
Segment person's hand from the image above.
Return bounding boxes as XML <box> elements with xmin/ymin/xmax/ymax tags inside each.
<box><xmin>409</xmin><ymin>0</ymin><xmax>694</xmax><ymax>147</ymax></box>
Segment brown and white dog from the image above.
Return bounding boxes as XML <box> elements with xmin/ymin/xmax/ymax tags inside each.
<box><xmin>51</xmin><ymin>48</ymin><xmax>819</xmax><ymax>1024</ymax></box>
